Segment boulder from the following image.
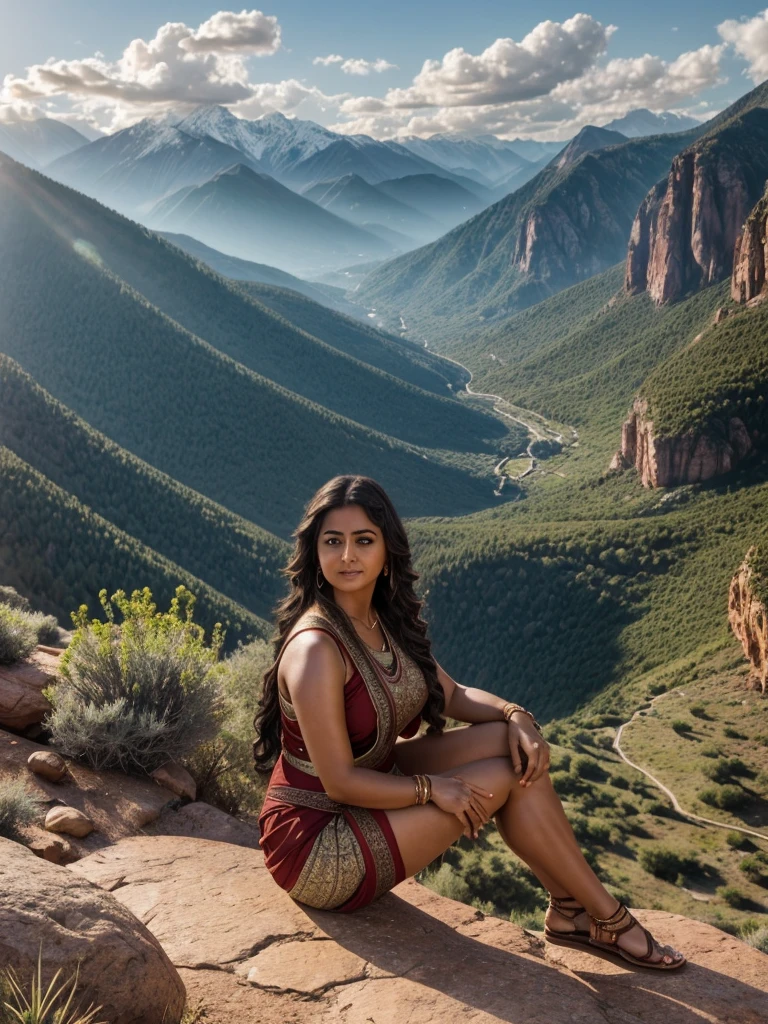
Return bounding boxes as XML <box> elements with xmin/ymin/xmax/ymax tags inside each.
<box><xmin>45</xmin><ymin>805</ymin><xmax>94</xmax><ymax>837</ymax></box>
<box><xmin>0</xmin><ymin>837</ymin><xmax>186</xmax><ymax>1024</ymax></box>
<box><xmin>0</xmin><ymin>648</ymin><xmax>59</xmax><ymax>730</ymax></box>
<box><xmin>151</xmin><ymin>761</ymin><xmax>196</xmax><ymax>801</ymax></box>
<box><xmin>28</xmin><ymin>749</ymin><xmax>68</xmax><ymax>781</ymax></box>
<box><xmin>27</xmin><ymin>833</ymin><xmax>71</xmax><ymax>864</ymax></box>
<box><xmin>72</xmin><ymin>834</ymin><xmax>768</xmax><ymax>1024</ymax></box>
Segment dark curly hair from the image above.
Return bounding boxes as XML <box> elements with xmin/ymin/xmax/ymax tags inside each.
<box><xmin>252</xmin><ymin>474</ymin><xmax>446</xmax><ymax>773</ymax></box>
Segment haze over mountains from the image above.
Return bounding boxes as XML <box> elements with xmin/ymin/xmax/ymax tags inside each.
<box><xmin>0</xmin><ymin>102</ymin><xmax>705</xmax><ymax>280</ymax></box>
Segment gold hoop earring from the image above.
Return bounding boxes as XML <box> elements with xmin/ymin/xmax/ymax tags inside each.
<box><xmin>316</xmin><ymin>567</ymin><xmax>325</xmax><ymax>588</ymax></box>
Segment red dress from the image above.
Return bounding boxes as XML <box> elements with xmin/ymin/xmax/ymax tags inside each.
<box><xmin>258</xmin><ymin>606</ymin><xmax>428</xmax><ymax>912</ymax></box>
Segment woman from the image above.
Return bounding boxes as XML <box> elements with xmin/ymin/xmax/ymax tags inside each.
<box><xmin>254</xmin><ymin>475</ymin><xmax>685</xmax><ymax>970</ymax></box>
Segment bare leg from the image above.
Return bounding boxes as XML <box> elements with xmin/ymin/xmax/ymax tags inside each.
<box><xmin>390</xmin><ymin>728</ymin><xmax>683</xmax><ymax>963</ymax></box>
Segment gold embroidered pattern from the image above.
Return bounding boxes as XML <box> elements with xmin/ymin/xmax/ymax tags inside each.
<box><xmin>348</xmin><ymin>807</ymin><xmax>397</xmax><ymax>900</ymax></box>
<box><xmin>268</xmin><ymin>786</ymin><xmax>344</xmax><ymax>812</ymax></box>
<box><xmin>288</xmin><ymin>815</ymin><xmax>366</xmax><ymax>909</ymax></box>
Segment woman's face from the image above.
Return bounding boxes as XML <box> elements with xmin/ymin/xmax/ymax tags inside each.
<box><xmin>316</xmin><ymin>504</ymin><xmax>387</xmax><ymax>594</ymax></box>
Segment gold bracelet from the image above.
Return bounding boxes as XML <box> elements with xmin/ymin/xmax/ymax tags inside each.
<box><xmin>502</xmin><ymin>702</ymin><xmax>542</xmax><ymax>733</ymax></box>
<box><xmin>412</xmin><ymin>774</ymin><xmax>431</xmax><ymax>805</ymax></box>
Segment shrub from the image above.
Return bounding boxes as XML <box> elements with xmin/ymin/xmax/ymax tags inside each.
<box><xmin>724</xmin><ymin>727</ymin><xmax>746</xmax><ymax>740</ymax></box>
<box><xmin>45</xmin><ymin>586</ymin><xmax>224</xmax><ymax>775</ymax></box>
<box><xmin>572</xmin><ymin>754</ymin><xmax>606</xmax><ymax>781</ymax></box>
<box><xmin>639</xmin><ymin>846</ymin><xmax>698</xmax><ymax>882</ymax></box>
<box><xmin>0</xmin><ymin>586</ymin><xmax>32</xmax><ymax>612</ymax></box>
<box><xmin>671</xmin><ymin>719</ymin><xmax>693</xmax><ymax>735</ymax></box>
<box><xmin>717</xmin><ymin>885</ymin><xmax>747</xmax><ymax>908</ymax></box>
<box><xmin>743</xmin><ymin>926</ymin><xmax>768</xmax><ymax>954</ymax></box>
<box><xmin>739</xmin><ymin>853</ymin><xmax>768</xmax><ymax>886</ymax></box>
<box><xmin>619</xmin><ymin>798</ymin><xmax>639</xmax><ymax>816</ymax></box>
<box><xmin>26</xmin><ymin>611</ymin><xmax>61</xmax><ymax>646</ymax></box>
<box><xmin>700</xmin><ymin>744</ymin><xmax>721</xmax><ymax>759</ymax></box>
<box><xmin>0</xmin><ymin>941</ymin><xmax>107</xmax><ymax>1024</ymax></box>
<box><xmin>703</xmin><ymin>759</ymin><xmax>746</xmax><ymax>784</ymax></box>
<box><xmin>698</xmin><ymin>785</ymin><xmax>750</xmax><ymax>810</ymax></box>
<box><xmin>0</xmin><ymin>605</ymin><xmax>37</xmax><ymax>665</ymax></box>
<box><xmin>689</xmin><ymin>703</ymin><xmax>710</xmax><ymax>719</ymax></box>
<box><xmin>421</xmin><ymin>862</ymin><xmax>470</xmax><ymax>904</ymax></box>
<box><xmin>726</xmin><ymin>831</ymin><xmax>754</xmax><ymax>851</ymax></box>
<box><xmin>609</xmin><ymin>773</ymin><xmax>630</xmax><ymax>790</ymax></box>
<box><xmin>550</xmin><ymin>751</ymin><xmax>572</xmax><ymax>772</ymax></box>
<box><xmin>0</xmin><ymin>778</ymin><xmax>40</xmax><ymax>839</ymax></box>
<box><xmin>550</xmin><ymin>769</ymin><xmax>580</xmax><ymax>796</ymax></box>
<box><xmin>648</xmin><ymin>682</ymin><xmax>667</xmax><ymax>696</ymax></box>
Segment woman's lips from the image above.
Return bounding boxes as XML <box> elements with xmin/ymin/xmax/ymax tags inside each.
<box><xmin>339</xmin><ymin>570</ymin><xmax>362</xmax><ymax>576</ymax></box>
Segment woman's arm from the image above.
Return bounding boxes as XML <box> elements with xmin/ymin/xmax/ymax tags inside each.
<box><xmin>436</xmin><ymin>660</ymin><xmax>550</xmax><ymax>786</ymax></box>
<box><xmin>282</xmin><ymin>631</ymin><xmax>491</xmax><ymax>835</ymax></box>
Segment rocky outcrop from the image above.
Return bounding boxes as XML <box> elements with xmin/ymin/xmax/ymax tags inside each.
<box><xmin>732</xmin><ymin>187</ymin><xmax>768</xmax><ymax>304</ymax></box>
<box><xmin>626</xmin><ymin>107</ymin><xmax>768</xmax><ymax>304</ymax></box>
<box><xmin>611</xmin><ymin>397</ymin><xmax>752</xmax><ymax>487</ymax></box>
<box><xmin>0</xmin><ymin>647</ymin><xmax>60</xmax><ymax>731</ymax></box>
<box><xmin>729</xmin><ymin>548</ymin><xmax>768</xmax><ymax>693</ymax></box>
<box><xmin>70</xmin><ymin>833</ymin><xmax>768</xmax><ymax>1024</ymax></box>
<box><xmin>0</xmin><ymin>837</ymin><xmax>186</xmax><ymax>1024</ymax></box>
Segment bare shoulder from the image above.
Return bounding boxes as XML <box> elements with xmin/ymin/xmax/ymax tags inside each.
<box><xmin>279</xmin><ymin>628</ymin><xmax>347</xmax><ymax>691</ymax></box>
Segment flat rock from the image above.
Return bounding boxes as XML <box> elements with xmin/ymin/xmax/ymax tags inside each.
<box><xmin>0</xmin><ymin>728</ymin><xmax>178</xmax><ymax>860</ymax></box>
<box><xmin>0</xmin><ymin>837</ymin><xmax>186</xmax><ymax>1024</ymax></box>
<box><xmin>45</xmin><ymin>805</ymin><xmax>94</xmax><ymax>837</ymax></box>
<box><xmin>72</xmin><ymin>835</ymin><xmax>768</xmax><ymax>1024</ymax></box>
<box><xmin>143</xmin><ymin>799</ymin><xmax>262</xmax><ymax>849</ymax></box>
<box><xmin>27</xmin><ymin>833</ymin><xmax>71</xmax><ymax>864</ymax></box>
<box><xmin>151</xmin><ymin>761</ymin><xmax>196</xmax><ymax>801</ymax></box>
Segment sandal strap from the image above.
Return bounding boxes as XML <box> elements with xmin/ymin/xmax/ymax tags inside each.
<box><xmin>548</xmin><ymin>894</ymin><xmax>585</xmax><ymax>920</ymax></box>
<box><xmin>589</xmin><ymin>902</ymin><xmax>638</xmax><ymax>944</ymax></box>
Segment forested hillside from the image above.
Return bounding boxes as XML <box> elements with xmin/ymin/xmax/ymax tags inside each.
<box><xmin>0</xmin><ymin>447</ymin><xmax>268</xmax><ymax>648</ymax></box>
<box><xmin>0</xmin><ymin>154</ymin><xmax>519</xmax><ymax>538</ymax></box>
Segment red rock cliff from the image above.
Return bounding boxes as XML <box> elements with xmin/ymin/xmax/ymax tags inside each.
<box><xmin>729</xmin><ymin>548</ymin><xmax>768</xmax><ymax>694</ymax></box>
<box><xmin>732</xmin><ymin>187</ymin><xmax>768</xmax><ymax>304</ymax></box>
<box><xmin>611</xmin><ymin>397</ymin><xmax>752</xmax><ymax>487</ymax></box>
<box><xmin>626</xmin><ymin>108</ymin><xmax>768</xmax><ymax>304</ymax></box>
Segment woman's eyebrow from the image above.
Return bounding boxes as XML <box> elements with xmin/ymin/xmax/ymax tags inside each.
<box><xmin>322</xmin><ymin>529</ymin><xmax>377</xmax><ymax>535</ymax></box>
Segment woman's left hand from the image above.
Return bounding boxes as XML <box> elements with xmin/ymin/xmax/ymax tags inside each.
<box><xmin>507</xmin><ymin>716</ymin><xmax>550</xmax><ymax>787</ymax></box>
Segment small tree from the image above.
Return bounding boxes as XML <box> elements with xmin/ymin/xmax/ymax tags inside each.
<box><xmin>45</xmin><ymin>586</ymin><xmax>225</xmax><ymax>775</ymax></box>
<box><xmin>0</xmin><ymin>605</ymin><xmax>37</xmax><ymax>665</ymax></box>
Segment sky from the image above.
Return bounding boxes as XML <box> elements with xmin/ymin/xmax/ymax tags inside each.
<box><xmin>1</xmin><ymin>2</ymin><xmax>767</xmax><ymax>139</ymax></box>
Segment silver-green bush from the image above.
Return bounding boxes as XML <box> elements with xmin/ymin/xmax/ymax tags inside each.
<box><xmin>0</xmin><ymin>605</ymin><xmax>37</xmax><ymax>665</ymax></box>
<box><xmin>0</xmin><ymin>778</ymin><xmax>41</xmax><ymax>839</ymax></box>
<box><xmin>45</xmin><ymin>587</ymin><xmax>224</xmax><ymax>775</ymax></box>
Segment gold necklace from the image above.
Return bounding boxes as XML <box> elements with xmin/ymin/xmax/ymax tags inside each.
<box><xmin>348</xmin><ymin>611</ymin><xmax>387</xmax><ymax>651</ymax></box>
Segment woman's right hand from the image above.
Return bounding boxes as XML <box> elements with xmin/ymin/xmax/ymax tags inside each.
<box><xmin>428</xmin><ymin>774</ymin><xmax>494</xmax><ymax>839</ymax></box>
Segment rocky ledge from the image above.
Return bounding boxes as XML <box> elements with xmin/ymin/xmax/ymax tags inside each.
<box><xmin>729</xmin><ymin>548</ymin><xmax>768</xmax><ymax>694</ymax></box>
<box><xmin>732</xmin><ymin>186</ymin><xmax>768</xmax><ymax>305</ymax></box>
<box><xmin>626</xmin><ymin>108</ymin><xmax>768</xmax><ymax>304</ymax></box>
<box><xmin>610</xmin><ymin>398</ymin><xmax>752</xmax><ymax>488</ymax></box>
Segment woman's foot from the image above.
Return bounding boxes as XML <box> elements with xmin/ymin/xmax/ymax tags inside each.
<box><xmin>544</xmin><ymin>895</ymin><xmax>590</xmax><ymax>939</ymax></box>
<box><xmin>589</xmin><ymin>901</ymin><xmax>686</xmax><ymax>969</ymax></box>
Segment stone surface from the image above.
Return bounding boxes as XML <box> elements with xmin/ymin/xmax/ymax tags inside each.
<box><xmin>0</xmin><ymin>836</ymin><xmax>186</xmax><ymax>1024</ymax></box>
<box><xmin>732</xmin><ymin>187</ymin><xmax>768</xmax><ymax>304</ymax></box>
<box><xmin>613</xmin><ymin>397</ymin><xmax>753</xmax><ymax>488</ymax></box>
<box><xmin>45</xmin><ymin>804</ymin><xmax>94</xmax><ymax>837</ymax></box>
<box><xmin>151</xmin><ymin>761</ymin><xmax>197</xmax><ymax>801</ymax></box>
<box><xmin>0</xmin><ymin>728</ymin><xmax>179</xmax><ymax>860</ymax></box>
<box><xmin>626</xmin><ymin>109</ymin><xmax>768</xmax><ymax>304</ymax></box>
<box><xmin>28</xmin><ymin>833</ymin><xmax>71</xmax><ymax>864</ymax></box>
<box><xmin>28</xmin><ymin>749</ymin><xmax>68</xmax><ymax>781</ymax></box>
<box><xmin>729</xmin><ymin>548</ymin><xmax>768</xmax><ymax>694</ymax></box>
<box><xmin>0</xmin><ymin>648</ymin><xmax>59</xmax><ymax>730</ymax></box>
<box><xmin>72</xmin><ymin>834</ymin><xmax>768</xmax><ymax>1024</ymax></box>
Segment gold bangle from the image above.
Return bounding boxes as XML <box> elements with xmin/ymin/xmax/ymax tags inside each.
<box><xmin>412</xmin><ymin>775</ymin><xmax>421</xmax><ymax>805</ymax></box>
<box><xmin>423</xmin><ymin>774</ymin><xmax>432</xmax><ymax>804</ymax></box>
<box><xmin>502</xmin><ymin>702</ymin><xmax>542</xmax><ymax>733</ymax></box>
<box><xmin>412</xmin><ymin>774</ymin><xmax>431</xmax><ymax>805</ymax></box>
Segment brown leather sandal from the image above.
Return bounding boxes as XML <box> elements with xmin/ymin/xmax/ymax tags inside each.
<box><xmin>543</xmin><ymin>894</ymin><xmax>592</xmax><ymax>950</ymax></box>
<box><xmin>588</xmin><ymin>901</ymin><xmax>686</xmax><ymax>970</ymax></box>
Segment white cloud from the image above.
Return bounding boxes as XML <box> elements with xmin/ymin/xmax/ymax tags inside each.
<box><xmin>719</xmin><ymin>10</ymin><xmax>768</xmax><ymax>82</ymax></box>
<box><xmin>180</xmin><ymin>9</ymin><xmax>280</xmax><ymax>54</ymax></box>
<box><xmin>313</xmin><ymin>54</ymin><xmax>397</xmax><ymax>75</ymax></box>
<box><xmin>1</xmin><ymin>10</ymin><xmax>281</xmax><ymax>130</ymax></box>
<box><xmin>232</xmin><ymin>78</ymin><xmax>349</xmax><ymax>120</ymax></box>
<box><xmin>332</xmin><ymin>35</ymin><xmax>724</xmax><ymax>140</ymax></box>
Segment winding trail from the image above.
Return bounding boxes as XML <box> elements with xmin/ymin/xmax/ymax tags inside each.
<box><xmin>411</xmin><ymin>335</ymin><xmax>577</xmax><ymax>487</ymax></box>
<box><xmin>613</xmin><ymin>692</ymin><xmax>768</xmax><ymax>844</ymax></box>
